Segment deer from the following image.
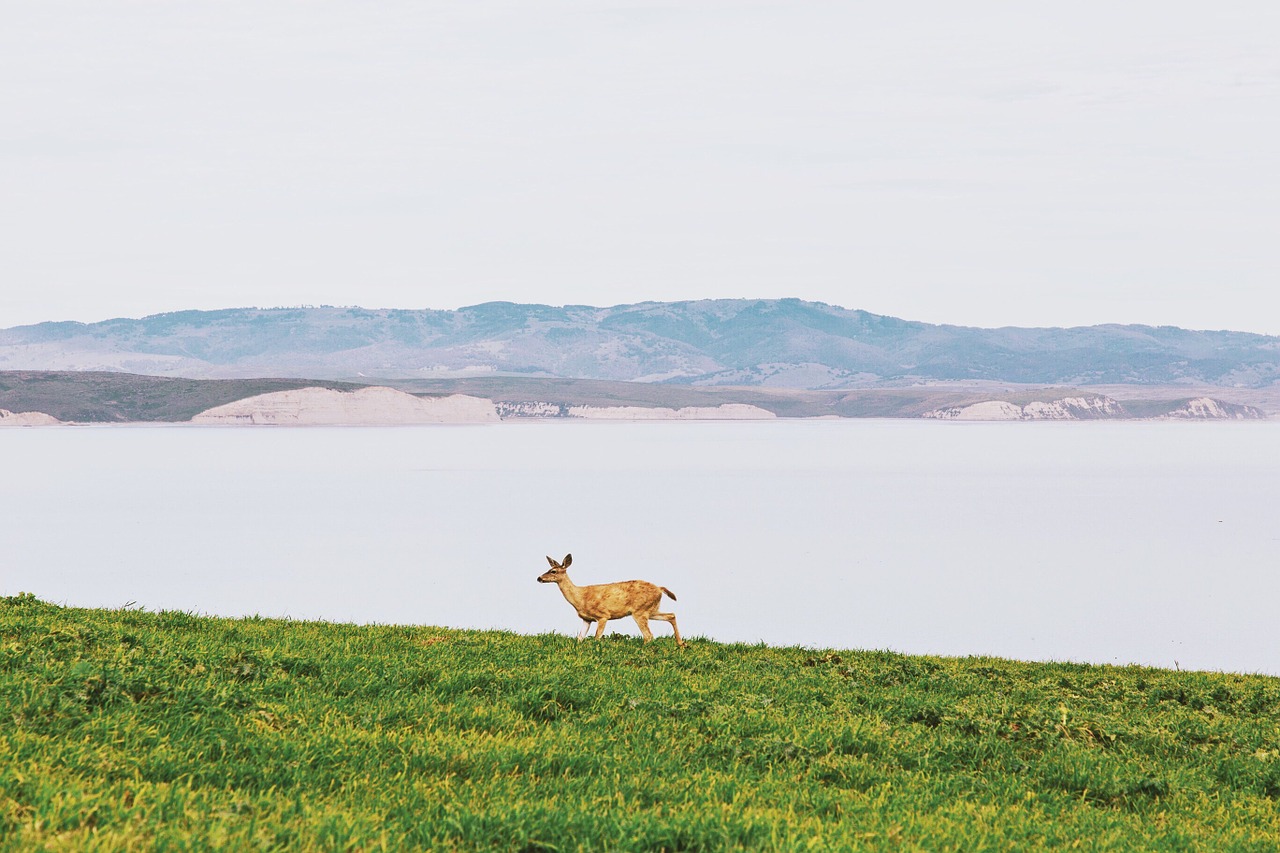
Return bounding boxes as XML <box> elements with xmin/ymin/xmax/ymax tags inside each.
<box><xmin>537</xmin><ymin>554</ymin><xmax>686</xmax><ymax>648</ymax></box>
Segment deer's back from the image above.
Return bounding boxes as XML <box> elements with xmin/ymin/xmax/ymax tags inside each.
<box><xmin>580</xmin><ymin>580</ymin><xmax>663</xmax><ymax>619</ymax></box>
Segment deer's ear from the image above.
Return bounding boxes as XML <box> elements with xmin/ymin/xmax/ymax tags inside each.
<box><xmin>562</xmin><ymin>553</ymin><xmax>572</xmax><ymax>567</ymax></box>
<box><xmin>546</xmin><ymin>555</ymin><xmax>558</xmax><ymax>568</ymax></box>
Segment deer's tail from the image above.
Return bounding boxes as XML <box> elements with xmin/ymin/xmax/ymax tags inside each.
<box><xmin>661</xmin><ymin>587</ymin><xmax>677</xmax><ymax>602</ymax></box>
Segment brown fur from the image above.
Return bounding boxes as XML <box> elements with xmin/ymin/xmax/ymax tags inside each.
<box><xmin>537</xmin><ymin>553</ymin><xmax>686</xmax><ymax>647</ymax></box>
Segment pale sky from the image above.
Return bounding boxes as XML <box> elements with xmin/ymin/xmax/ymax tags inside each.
<box><xmin>2</xmin><ymin>1</ymin><xmax>1278</xmax><ymax>333</ymax></box>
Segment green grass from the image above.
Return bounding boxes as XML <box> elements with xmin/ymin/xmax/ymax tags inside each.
<box><xmin>3</xmin><ymin>594</ymin><xmax>1279</xmax><ymax>851</ymax></box>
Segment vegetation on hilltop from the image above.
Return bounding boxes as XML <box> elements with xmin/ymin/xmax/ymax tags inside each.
<box><xmin>2</xmin><ymin>595</ymin><xmax>1279</xmax><ymax>850</ymax></box>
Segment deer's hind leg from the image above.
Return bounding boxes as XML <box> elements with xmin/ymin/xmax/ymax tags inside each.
<box><xmin>652</xmin><ymin>611</ymin><xmax>686</xmax><ymax>648</ymax></box>
<box><xmin>632</xmin><ymin>612</ymin><xmax>654</xmax><ymax>642</ymax></box>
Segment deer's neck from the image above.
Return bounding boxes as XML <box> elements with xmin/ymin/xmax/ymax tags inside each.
<box><xmin>555</xmin><ymin>575</ymin><xmax>586</xmax><ymax>612</ymax></box>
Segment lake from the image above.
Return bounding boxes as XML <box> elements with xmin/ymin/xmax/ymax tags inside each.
<box><xmin>3</xmin><ymin>420</ymin><xmax>1278</xmax><ymax>674</ymax></box>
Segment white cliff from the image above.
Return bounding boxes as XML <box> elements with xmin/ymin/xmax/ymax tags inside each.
<box><xmin>1160</xmin><ymin>397</ymin><xmax>1263</xmax><ymax>420</ymax></box>
<box><xmin>0</xmin><ymin>409</ymin><xmax>62</xmax><ymax>426</ymax></box>
<box><xmin>191</xmin><ymin>387</ymin><xmax>500</xmax><ymax>425</ymax></box>
<box><xmin>565</xmin><ymin>404</ymin><xmax>776</xmax><ymax>420</ymax></box>
<box><xmin>923</xmin><ymin>394</ymin><xmax>1264</xmax><ymax>421</ymax></box>
<box><xmin>923</xmin><ymin>396</ymin><xmax>1122</xmax><ymax>421</ymax></box>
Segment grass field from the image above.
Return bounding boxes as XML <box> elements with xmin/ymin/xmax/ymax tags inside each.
<box><xmin>2</xmin><ymin>594</ymin><xmax>1279</xmax><ymax>851</ymax></box>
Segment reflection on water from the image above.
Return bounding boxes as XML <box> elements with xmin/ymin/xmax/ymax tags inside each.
<box><xmin>3</xmin><ymin>420</ymin><xmax>1278</xmax><ymax>674</ymax></box>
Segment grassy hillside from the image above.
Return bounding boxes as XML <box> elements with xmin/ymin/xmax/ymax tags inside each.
<box><xmin>388</xmin><ymin>377</ymin><xmax>1113</xmax><ymax>418</ymax></box>
<box><xmin>0</xmin><ymin>371</ymin><xmax>363</xmax><ymax>422</ymax></box>
<box><xmin>2</xmin><ymin>595</ymin><xmax>1279</xmax><ymax>851</ymax></box>
<box><xmin>0</xmin><ymin>369</ymin><xmax>994</xmax><ymax>420</ymax></box>
<box><xmin>8</xmin><ymin>370</ymin><xmax>1272</xmax><ymax>423</ymax></box>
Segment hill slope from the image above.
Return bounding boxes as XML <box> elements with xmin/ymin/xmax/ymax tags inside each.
<box><xmin>3</xmin><ymin>300</ymin><xmax>1278</xmax><ymax>388</ymax></box>
<box><xmin>0</xmin><ymin>371</ymin><xmax>362</xmax><ymax>423</ymax></box>
<box><xmin>3</xmin><ymin>595</ymin><xmax>1279</xmax><ymax>850</ymax></box>
<box><xmin>1</xmin><ymin>370</ymin><xmax>1270</xmax><ymax>421</ymax></box>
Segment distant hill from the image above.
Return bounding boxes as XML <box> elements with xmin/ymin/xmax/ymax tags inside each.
<box><xmin>2</xmin><ymin>300</ymin><xmax>1278</xmax><ymax>388</ymax></box>
<box><xmin>0</xmin><ymin>370</ymin><xmax>1269</xmax><ymax>421</ymax></box>
<box><xmin>0</xmin><ymin>372</ymin><xmax>360</xmax><ymax>423</ymax></box>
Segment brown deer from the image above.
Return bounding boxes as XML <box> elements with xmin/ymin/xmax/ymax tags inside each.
<box><xmin>537</xmin><ymin>554</ymin><xmax>686</xmax><ymax>647</ymax></box>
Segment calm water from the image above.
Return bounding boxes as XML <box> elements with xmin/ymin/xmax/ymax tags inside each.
<box><xmin>3</xmin><ymin>420</ymin><xmax>1278</xmax><ymax>674</ymax></box>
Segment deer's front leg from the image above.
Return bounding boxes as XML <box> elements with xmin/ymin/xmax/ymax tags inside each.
<box><xmin>577</xmin><ymin>620</ymin><xmax>592</xmax><ymax>641</ymax></box>
<box><xmin>594</xmin><ymin>619</ymin><xmax>609</xmax><ymax>639</ymax></box>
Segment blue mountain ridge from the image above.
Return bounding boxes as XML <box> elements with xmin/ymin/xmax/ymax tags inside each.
<box><xmin>1</xmin><ymin>299</ymin><xmax>1276</xmax><ymax>388</ymax></box>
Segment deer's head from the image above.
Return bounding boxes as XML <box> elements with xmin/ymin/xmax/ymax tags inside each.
<box><xmin>537</xmin><ymin>553</ymin><xmax>572</xmax><ymax>583</ymax></box>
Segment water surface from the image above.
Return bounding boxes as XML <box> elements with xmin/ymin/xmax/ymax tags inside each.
<box><xmin>3</xmin><ymin>420</ymin><xmax>1277</xmax><ymax>674</ymax></box>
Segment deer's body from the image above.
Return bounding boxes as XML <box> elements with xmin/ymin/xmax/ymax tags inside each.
<box><xmin>538</xmin><ymin>554</ymin><xmax>686</xmax><ymax>647</ymax></box>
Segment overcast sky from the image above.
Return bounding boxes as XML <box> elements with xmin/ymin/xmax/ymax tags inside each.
<box><xmin>2</xmin><ymin>2</ymin><xmax>1278</xmax><ymax>332</ymax></box>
